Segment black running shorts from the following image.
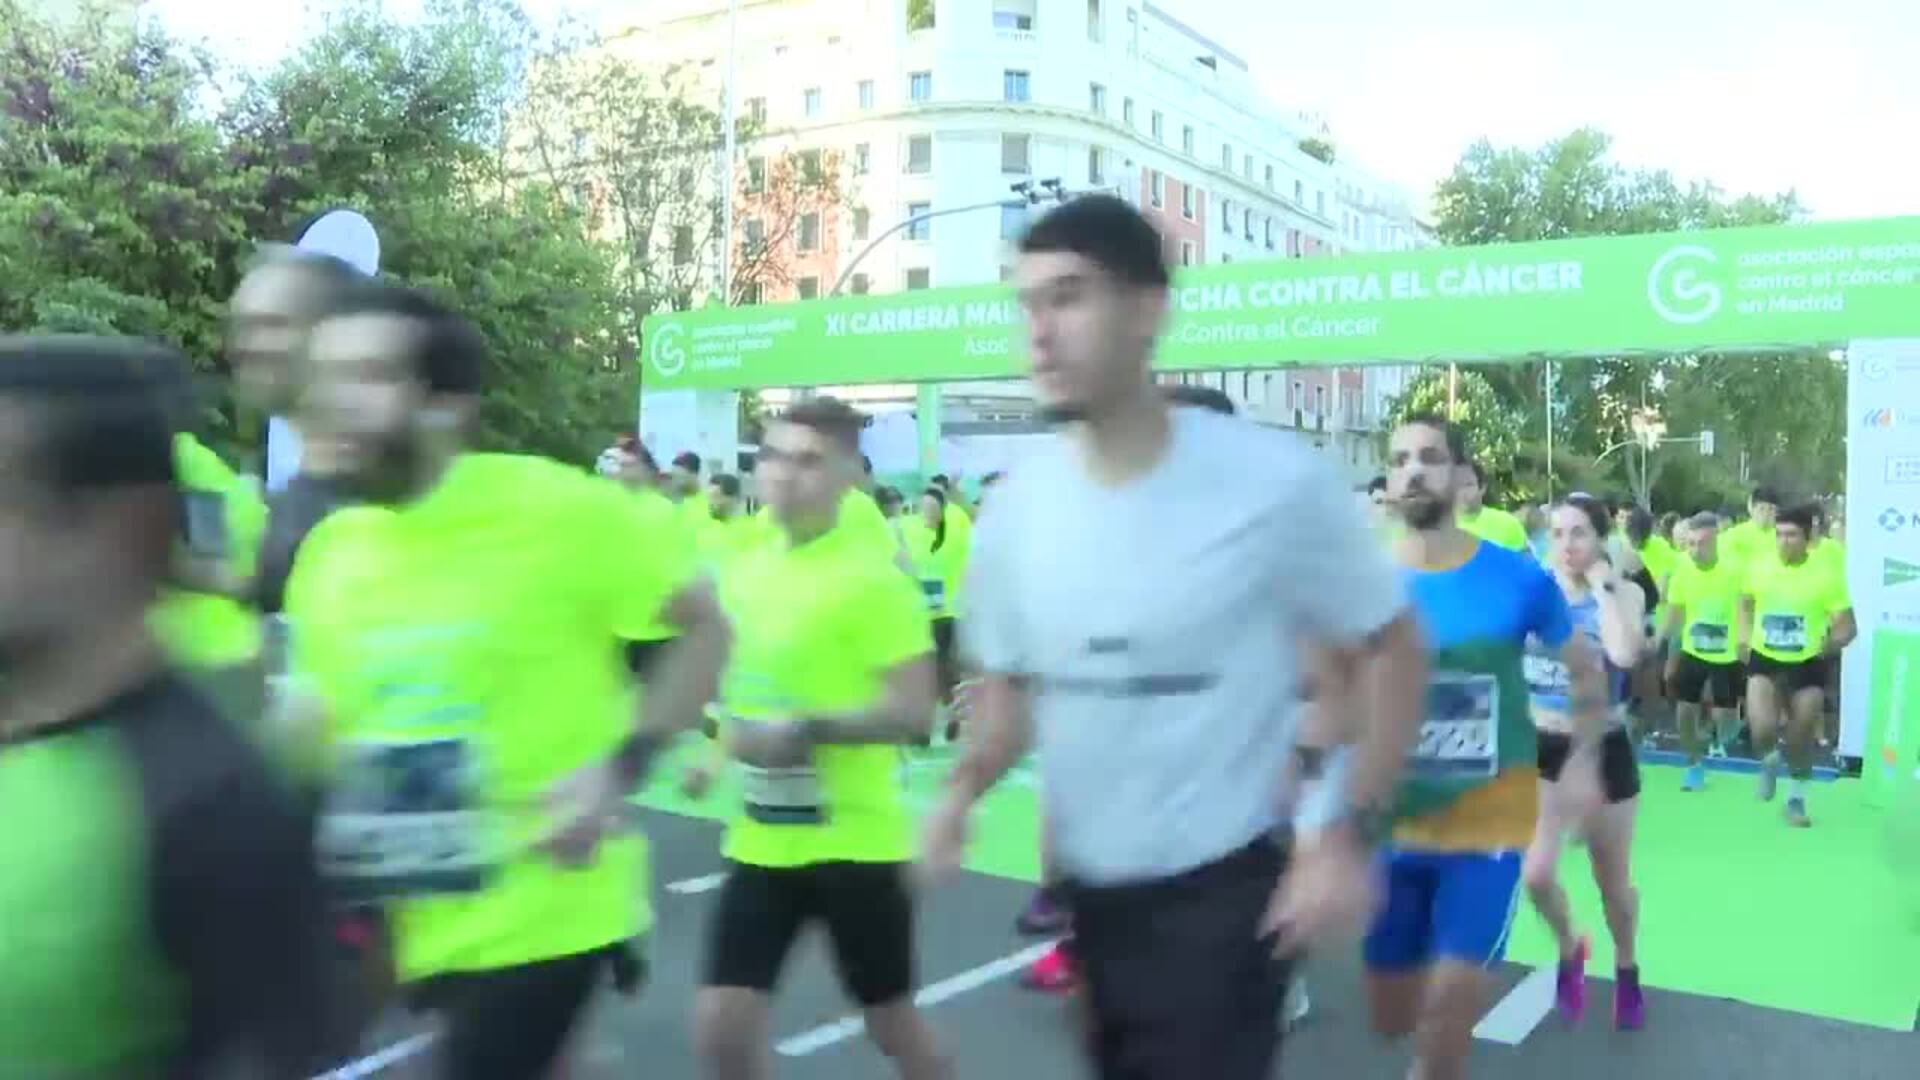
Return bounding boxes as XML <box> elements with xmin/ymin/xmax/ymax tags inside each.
<box><xmin>1537</xmin><ymin>727</ymin><xmax>1642</xmax><ymax>803</ymax></box>
<box><xmin>411</xmin><ymin>944</ymin><xmax>632</xmax><ymax>1080</ymax></box>
<box><xmin>1063</xmin><ymin>838</ymin><xmax>1292</xmax><ymax>1080</ymax></box>
<box><xmin>1670</xmin><ymin>654</ymin><xmax>1741</xmax><ymax>709</ymax></box>
<box><xmin>706</xmin><ymin>860</ymin><xmax>915</xmax><ymax>1006</ymax></box>
<box><xmin>1746</xmin><ymin>653</ymin><xmax>1830</xmax><ymax>696</ymax></box>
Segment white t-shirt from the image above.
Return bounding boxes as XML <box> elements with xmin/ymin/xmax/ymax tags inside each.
<box><xmin>962</xmin><ymin>407</ymin><xmax>1403</xmax><ymax>885</ymax></box>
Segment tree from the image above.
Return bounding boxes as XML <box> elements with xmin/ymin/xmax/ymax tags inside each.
<box><xmin>906</xmin><ymin>0</ymin><xmax>935</xmax><ymax>32</ymax></box>
<box><xmin>515</xmin><ymin>42</ymin><xmax>847</xmax><ymax>343</ymax></box>
<box><xmin>1427</xmin><ymin>129</ymin><xmax>1835</xmax><ymax>511</ymax></box>
<box><xmin>1298</xmin><ymin>136</ymin><xmax>1336</xmax><ymax>165</ymax></box>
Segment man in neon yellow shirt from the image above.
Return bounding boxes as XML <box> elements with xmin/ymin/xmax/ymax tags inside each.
<box><xmin>1661</xmin><ymin>512</ymin><xmax>1745</xmax><ymax>789</ymax></box>
<box><xmin>698</xmin><ymin>472</ymin><xmax>765</xmax><ymax>569</ymax></box>
<box><xmin>287</xmin><ymin>283</ymin><xmax>731</xmax><ymax>1079</ymax></box>
<box><xmin>1720</xmin><ymin>486</ymin><xmax>1780</xmax><ymax>570</ymax></box>
<box><xmin>696</xmin><ymin>396</ymin><xmax>950</xmax><ymax>1080</ymax></box>
<box><xmin>1455</xmin><ymin>461</ymin><xmax>1529</xmax><ymax>551</ymax></box>
<box><xmin>1737</xmin><ymin>502</ymin><xmax>1855</xmax><ymax>829</ymax></box>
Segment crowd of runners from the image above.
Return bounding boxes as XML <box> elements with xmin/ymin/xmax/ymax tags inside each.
<box><xmin>0</xmin><ymin>194</ymin><xmax>1858</xmax><ymax>1080</ymax></box>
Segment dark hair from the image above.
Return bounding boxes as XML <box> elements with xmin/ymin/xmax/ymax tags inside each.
<box><xmin>1560</xmin><ymin>492</ymin><xmax>1612</xmax><ymax>539</ymax></box>
<box><xmin>1777</xmin><ymin>502</ymin><xmax>1816</xmax><ymax>534</ymax></box>
<box><xmin>874</xmin><ymin>485</ymin><xmax>904</xmax><ymax>515</ymax></box>
<box><xmin>1018</xmin><ymin>194</ymin><xmax>1171</xmax><ymax>289</ymax></box>
<box><xmin>1398</xmin><ymin>411</ymin><xmax>1470</xmax><ymax>464</ymax></box>
<box><xmin>920</xmin><ymin>487</ymin><xmax>948</xmax><ymax>551</ymax></box>
<box><xmin>672</xmin><ymin>451</ymin><xmax>701</xmax><ymax>474</ymax></box>
<box><xmin>244</xmin><ymin>246</ymin><xmax>364</xmax><ymax>318</ymax></box>
<box><xmin>1656</xmin><ymin>511</ymin><xmax>1680</xmax><ymax>535</ymax></box>
<box><xmin>708</xmin><ymin>473</ymin><xmax>740</xmax><ymax>498</ymax></box>
<box><xmin>1367</xmin><ymin>475</ymin><xmax>1388</xmax><ymax>495</ymax></box>
<box><xmin>1626</xmin><ymin>506</ymin><xmax>1655</xmax><ymax>546</ymax></box>
<box><xmin>1165</xmin><ymin>383</ymin><xmax>1237</xmax><ymax>415</ymax></box>
<box><xmin>0</xmin><ymin>335</ymin><xmax>182</xmax><ymax>493</ymax></box>
<box><xmin>1687</xmin><ymin>510</ymin><xmax>1720</xmax><ymax>531</ymax></box>
<box><xmin>781</xmin><ymin>396</ymin><xmax>867</xmax><ymax>455</ymax></box>
<box><xmin>1751</xmin><ymin>485</ymin><xmax>1781</xmax><ymax>507</ymax></box>
<box><xmin>930</xmin><ymin>473</ymin><xmax>951</xmax><ymax>489</ymax></box>
<box><xmin>322</xmin><ymin>282</ymin><xmax>485</xmax><ymax>395</ymax></box>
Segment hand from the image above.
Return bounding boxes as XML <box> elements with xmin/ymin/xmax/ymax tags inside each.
<box><xmin>680</xmin><ymin>764</ymin><xmax>714</xmax><ymax>800</ymax></box>
<box><xmin>726</xmin><ymin>717</ymin><xmax>812</xmax><ymax>769</ymax></box>
<box><xmin>951</xmin><ymin>678</ymin><xmax>981</xmax><ymax>722</ymax></box>
<box><xmin>1557</xmin><ymin>745</ymin><xmax>1605</xmax><ymax>825</ymax></box>
<box><xmin>1583</xmin><ymin>560</ymin><xmax>1616</xmax><ymax>594</ymax></box>
<box><xmin>1261</xmin><ymin>829</ymin><xmax>1377</xmax><ymax>958</ymax></box>
<box><xmin>917</xmin><ymin>791</ymin><xmax>972</xmax><ymax>886</ymax></box>
<box><xmin>539</xmin><ymin>759</ymin><xmax>625</xmax><ymax>869</ymax></box>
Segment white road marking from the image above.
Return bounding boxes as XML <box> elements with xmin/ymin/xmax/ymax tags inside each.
<box><xmin>667</xmin><ymin>871</ymin><xmax>728</xmax><ymax>895</ymax></box>
<box><xmin>1473</xmin><ymin>966</ymin><xmax>1557</xmax><ymax>1044</ymax></box>
<box><xmin>312</xmin><ymin>1032</ymin><xmax>437</xmax><ymax>1079</ymax></box>
<box><xmin>775</xmin><ymin>942</ymin><xmax>1055</xmax><ymax>1057</ymax></box>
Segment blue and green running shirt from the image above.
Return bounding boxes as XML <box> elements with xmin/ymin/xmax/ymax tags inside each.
<box><xmin>1393</xmin><ymin>540</ymin><xmax>1572</xmax><ymax>851</ymax></box>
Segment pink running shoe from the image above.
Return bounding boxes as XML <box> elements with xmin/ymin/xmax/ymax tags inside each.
<box><xmin>1020</xmin><ymin>940</ymin><xmax>1078</xmax><ymax>994</ymax></box>
<box><xmin>1554</xmin><ymin>937</ymin><xmax>1590</xmax><ymax>1024</ymax></box>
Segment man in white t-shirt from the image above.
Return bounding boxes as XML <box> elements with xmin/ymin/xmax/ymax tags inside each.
<box><xmin>923</xmin><ymin>195</ymin><xmax>1428</xmax><ymax>1079</ymax></box>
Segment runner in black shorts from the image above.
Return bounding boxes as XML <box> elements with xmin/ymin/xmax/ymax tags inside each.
<box><xmin>1660</xmin><ymin>511</ymin><xmax>1745</xmax><ymax>788</ymax></box>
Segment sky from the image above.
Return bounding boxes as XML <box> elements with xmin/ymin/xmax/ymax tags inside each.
<box><xmin>146</xmin><ymin>0</ymin><xmax>1919</xmax><ymax>221</ymax></box>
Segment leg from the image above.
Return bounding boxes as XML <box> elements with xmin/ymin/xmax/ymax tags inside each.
<box><xmin>1362</xmin><ymin>850</ymin><xmax>1434</xmax><ymax>1040</ymax></box>
<box><xmin>1675</xmin><ymin>701</ymin><xmax>1706</xmax><ymax>765</ymax></box>
<box><xmin>1782</xmin><ymin>678</ymin><xmax>1826</xmax><ymax>826</ymax></box>
<box><xmin>1411</xmin><ymin>850</ymin><xmax>1525</xmax><ymax>1078</ymax></box>
<box><xmin>1521</xmin><ymin>794</ymin><xmax>1577</xmax><ymax>958</ymax></box>
<box><xmin>1584</xmin><ymin>797</ymin><xmax>1644</xmax><ymax>1029</ymax></box>
<box><xmin>816</xmin><ymin>862</ymin><xmax>951</xmax><ymax>1080</ymax></box>
<box><xmin>1746</xmin><ymin>670</ymin><xmax>1784</xmax><ymax>800</ymax></box>
<box><xmin>436</xmin><ymin>951</ymin><xmax>607</xmax><ymax>1080</ymax></box>
<box><xmin>697</xmin><ymin>865</ymin><xmax>808</xmax><ymax>1080</ymax></box>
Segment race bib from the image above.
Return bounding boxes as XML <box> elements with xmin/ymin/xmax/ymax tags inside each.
<box><xmin>318</xmin><ymin>738</ymin><xmax>492</xmax><ymax>904</ymax></box>
<box><xmin>1761</xmin><ymin>614</ymin><xmax>1808</xmax><ymax>652</ymax></box>
<box><xmin>1688</xmin><ymin>622</ymin><xmax>1730</xmax><ymax>653</ymax></box>
<box><xmin>1522</xmin><ymin>652</ymin><xmax>1569</xmax><ymax>694</ymax></box>
<box><xmin>920</xmin><ymin>578</ymin><xmax>946</xmax><ymax>614</ymax></box>
<box><xmin>179</xmin><ymin>490</ymin><xmax>229</xmax><ymax>561</ymax></box>
<box><xmin>741</xmin><ymin>766</ymin><xmax>826</xmax><ymax>826</ymax></box>
<box><xmin>1410</xmin><ymin>672</ymin><xmax>1499</xmax><ymax>781</ymax></box>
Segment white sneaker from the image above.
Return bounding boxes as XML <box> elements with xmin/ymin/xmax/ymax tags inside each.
<box><xmin>1285</xmin><ymin>978</ymin><xmax>1311</xmax><ymax>1029</ymax></box>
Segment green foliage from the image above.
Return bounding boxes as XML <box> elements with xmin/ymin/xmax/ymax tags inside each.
<box><xmin>0</xmin><ymin>0</ymin><xmax>659</xmax><ymax>466</ymax></box>
<box><xmin>1429</xmin><ymin>129</ymin><xmax>1836</xmax><ymax>513</ymax></box>
<box><xmin>1298</xmin><ymin>136</ymin><xmax>1335</xmax><ymax>165</ymax></box>
<box><xmin>1381</xmin><ymin>367</ymin><xmax>1529</xmax><ymax>500</ymax></box>
<box><xmin>906</xmin><ymin>0</ymin><xmax>936</xmax><ymax>32</ymax></box>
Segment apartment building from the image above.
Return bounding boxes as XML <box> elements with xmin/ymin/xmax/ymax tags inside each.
<box><xmin>613</xmin><ymin>0</ymin><xmax>1429</xmax><ymax>476</ymax></box>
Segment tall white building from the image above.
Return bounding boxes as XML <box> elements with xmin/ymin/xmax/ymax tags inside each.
<box><xmin>614</xmin><ymin>0</ymin><xmax>1430</xmax><ymax>476</ymax></box>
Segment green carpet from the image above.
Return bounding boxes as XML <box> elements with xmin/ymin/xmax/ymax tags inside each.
<box><xmin>637</xmin><ymin>744</ymin><xmax>1920</xmax><ymax>1031</ymax></box>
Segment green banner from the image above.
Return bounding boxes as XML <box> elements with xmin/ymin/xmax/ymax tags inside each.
<box><xmin>1865</xmin><ymin>628</ymin><xmax>1920</xmax><ymax>806</ymax></box>
<box><xmin>639</xmin><ymin>216</ymin><xmax>1920</xmax><ymax>390</ymax></box>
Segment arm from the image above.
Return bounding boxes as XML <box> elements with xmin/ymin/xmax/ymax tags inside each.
<box><xmin>1556</xmin><ymin>632</ymin><xmax>1611</xmax><ymax>746</ymax></box>
<box><xmin>803</xmin><ymin>654</ymin><xmax>938</xmax><ymax>746</ymax></box>
<box><xmin>1828</xmin><ymin>609</ymin><xmax>1858</xmax><ymax>653</ymax></box>
<box><xmin>1591</xmin><ymin>577</ymin><xmax>1647</xmax><ymax>668</ymax></box>
<box><xmin>1735</xmin><ymin>594</ymin><xmax>1755</xmax><ymax>660</ymax></box>
<box><xmin>945</xmin><ymin>673</ymin><xmax>1033</xmax><ymax>803</ymax></box>
<box><xmin>614</xmin><ymin>578</ymin><xmax>732</xmax><ymax>788</ymax></box>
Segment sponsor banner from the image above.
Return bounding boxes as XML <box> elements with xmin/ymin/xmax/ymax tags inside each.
<box><xmin>1847</xmin><ymin>339</ymin><xmax>1920</xmax><ymax>800</ymax></box>
<box><xmin>641</xmin><ymin>216</ymin><xmax>1920</xmax><ymax>390</ymax></box>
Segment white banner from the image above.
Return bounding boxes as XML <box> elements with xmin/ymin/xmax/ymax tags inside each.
<box><xmin>1841</xmin><ymin>339</ymin><xmax>1920</xmax><ymax>758</ymax></box>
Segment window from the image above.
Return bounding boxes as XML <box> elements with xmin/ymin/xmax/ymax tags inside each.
<box><xmin>1291</xmin><ymin>380</ymin><xmax>1304</xmax><ymax>409</ymax></box>
<box><xmin>1293</xmin><ymin>179</ymin><xmax>1304</xmax><ymax>204</ymax></box>
<box><xmin>1088</xmin><ymin>146</ymin><xmax>1105</xmax><ymax>185</ymax></box>
<box><xmin>1316</xmin><ymin>190</ymin><xmax>1326</xmax><ymax>216</ymax></box>
<box><xmin>1221</xmin><ymin>143</ymin><xmax>1232</xmax><ymax>170</ymax></box>
<box><xmin>992</xmin><ymin>9</ymin><xmax>1033</xmax><ymax>30</ymax></box>
<box><xmin>906</xmin><ymin>201</ymin><xmax>931</xmax><ymax>241</ymax></box>
<box><xmin>1181</xmin><ymin>124</ymin><xmax>1194</xmax><ymax>154</ymax></box>
<box><xmin>1265</xmin><ymin>164</ymin><xmax>1275</xmax><ymax>190</ymax></box>
<box><xmin>1000</xmin><ymin>202</ymin><xmax>1028</xmax><ymax>241</ymax></box>
<box><xmin>1151</xmin><ymin>110</ymin><xmax>1164</xmax><ymax>141</ymax></box>
<box><xmin>1088</xmin><ymin>0</ymin><xmax>1103</xmax><ymax>40</ymax></box>
<box><xmin>1181</xmin><ymin>184</ymin><xmax>1195</xmax><ymax>220</ymax></box>
<box><xmin>797</xmin><ymin>149</ymin><xmax>823</xmax><ymax>181</ymax></box>
<box><xmin>906</xmin><ymin>134</ymin><xmax>932</xmax><ymax>173</ymax></box>
<box><xmin>797</xmin><ymin>277</ymin><xmax>820</xmax><ymax>300</ymax></box>
<box><xmin>1001</xmin><ymin>133</ymin><xmax>1030</xmax><ymax>174</ymax></box>
<box><xmin>738</xmin><ymin>282</ymin><xmax>763</xmax><ymax>305</ymax></box>
<box><xmin>909</xmin><ymin>71</ymin><xmax>932</xmax><ymax>102</ymax></box>
<box><xmin>853</xmin><ymin>206</ymin><xmax>870</xmax><ymax>241</ymax></box>
<box><xmin>1148</xmin><ymin>170</ymin><xmax>1163</xmax><ymax>208</ymax></box>
<box><xmin>673</xmin><ymin>226</ymin><xmax>693</xmax><ymax>266</ymax></box>
<box><xmin>743</xmin><ymin>218</ymin><xmax>766</xmax><ymax>249</ymax></box>
<box><xmin>803</xmin><ymin>87</ymin><xmax>821</xmax><ymax>118</ymax></box>
<box><xmin>1003</xmin><ymin>70</ymin><xmax>1031</xmax><ymax>103</ymax></box>
<box><xmin>1264</xmin><ymin>217</ymin><xmax>1275</xmax><ymax>250</ymax></box>
<box><xmin>1089</xmin><ymin>82</ymin><xmax>1106</xmax><ymax>114</ymax></box>
<box><xmin>1243</xmin><ymin>207</ymin><xmax>1253</xmax><ymax>240</ymax></box>
<box><xmin>858</xmin><ymin>79</ymin><xmax>875</xmax><ymax>109</ymax></box>
<box><xmin>1122</xmin><ymin>97</ymin><xmax>1135</xmax><ymax>126</ymax></box>
<box><xmin>1220</xmin><ymin>199</ymin><xmax>1232</xmax><ymax>234</ymax></box>
<box><xmin>745</xmin><ymin>157</ymin><xmax>766</xmax><ymax>194</ymax></box>
<box><xmin>1180</xmin><ymin>241</ymin><xmax>1194</xmax><ymax>266</ymax></box>
<box><xmin>1243</xmin><ymin>153</ymin><xmax>1253</xmax><ymax>179</ymax></box>
<box><xmin>851</xmin><ymin>273</ymin><xmax>871</xmax><ymax>295</ymax></box>
<box><xmin>1314</xmin><ymin>385</ymin><xmax>1327</xmax><ymax>416</ymax></box>
<box><xmin>906</xmin><ymin>267</ymin><xmax>931</xmax><ymax>290</ymax></box>
<box><xmin>852</xmin><ymin>142</ymin><xmax>870</xmax><ymax>174</ymax></box>
<box><xmin>796</xmin><ymin>213</ymin><xmax>820</xmax><ymax>252</ymax></box>
<box><xmin>744</xmin><ymin>97</ymin><xmax>767</xmax><ymax>126</ymax></box>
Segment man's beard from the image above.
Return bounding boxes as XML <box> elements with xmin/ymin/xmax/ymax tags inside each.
<box><xmin>1401</xmin><ymin>496</ymin><xmax>1449</xmax><ymax>530</ymax></box>
<box><xmin>335</xmin><ymin>432</ymin><xmax>422</xmax><ymax>504</ymax></box>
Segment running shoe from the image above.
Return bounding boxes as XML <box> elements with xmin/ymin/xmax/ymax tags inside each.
<box><xmin>1708</xmin><ymin>743</ymin><xmax>1727</xmax><ymax>759</ymax></box>
<box><xmin>1284</xmin><ymin>977</ymin><xmax>1311</xmax><ymax>1031</ymax></box>
<box><xmin>1555</xmin><ymin>938</ymin><xmax>1590</xmax><ymax>1024</ymax></box>
<box><xmin>1015</xmin><ymin>888</ymin><xmax>1071</xmax><ymax>936</ymax></box>
<box><xmin>1680</xmin><ymin>763</ymin><xmax>1706</xmax><ymax>792</ymax></box>
<box><xmin>1756</xmin><ymin>751</ymin><xmax>1782</xmax><ymax>802</ymax></box>
<box><xmin>1020</xmin><ymin>940</ymin><xmax>1077</xmax><ymax>994</ymax></box>
<box><xmin>1783</xmin><ymin>797</ymin><xmax>1811</xmax><ymax>828</ymax></box>
<box><xmin>1614</xmin><ymin>966</ymin><xmax>1645</xmax><ymax>1031</ymax></box>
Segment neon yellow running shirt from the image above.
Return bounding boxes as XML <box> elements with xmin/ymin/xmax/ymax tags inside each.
<box><xmin>287</xmin><ymin>454</ymin><xmax>698</xmax><ymax>980</ymax></box>
<box><xmin>1666</xmin><ymin>557</ymin><xmax>1742</xmax><ymax>663</ymax></box>
<box><xmin>1458</xmin><ymin>506</ymin><xmax>1528</xmax><ymax>552</ymax></box>
<box><xmin>1744</xmin><ymin>554</ymin><xmax>1851</xmax><ymax>663</ymax></box>
<box><xmin>717</xmin><ymin>522</ymin><xmax>932</xmax><ymax>869</ymax></box>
